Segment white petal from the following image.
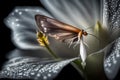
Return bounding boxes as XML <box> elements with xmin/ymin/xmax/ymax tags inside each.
<box><xmin>41</xmin><ymin>0</ymin><xmax>102</xmax><ymax>28</ymax></box>
<box><xmin>7</xmin><ymin>39</ymin><xmax>78</xmax><ymax>59</ymax></box>
<box><xmin>48</xmin><ymin>38</ymin><xmax>78</xmax><ymax>58</ymax></box>
<box><xmin>104</xmin><ymin>37</ymin><xmax>120</xmax><ymax>79</ymax></box>
<box><xmin>80</xmin><ymin>39</ymin><xmax>87</xmax><ymax>63</ymax></box>
<box><xmin>0</xmin><ymin>57</ymin><xmax>79</xmax><ymax>80</ymax></box>
<box><xmin>103</xmin><ymin>0</ymin><xmax>120</xmax><ymax>34</ymax></box>
<box><xmin>7</xmin><ymin>49</ymin><xmax>51</xmax><ymax>59</ymax></box>
<box><xmin>4</xmin><ymin>7</ymin><xmax>52</xmax><ymax>49</ymax></box>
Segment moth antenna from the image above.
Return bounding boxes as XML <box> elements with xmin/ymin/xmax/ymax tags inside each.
<box><xmin>84</xmin><ymin>26</ymin><xmax>94</xmax><ymax>31</ymax></box>
<box><xmin>87</xmin><ymin>33</ymin><xmax>101</xmax><ymax>49</ymax></box>
<box><xmin>73</xmin><ymin>42</ymin><xmax>79</xmax><ymax>49</ymax></box>
<box><xmin>68</xmin><ymin>40</ymin><xmax>73</xmax><ymax>48</ymax></box>
<box><xmin>83</xmin><ymin>41</ymin><xmax>89</xmax><ymax>49</ymax></box>
<box><xmin>82</xmin><ymin>41</ymin><xmax>94</xmax><ymax>53</ymax></box>
<box><xmin>87</xmin><ymin>33</ymin><xmax>100</xmax><ymax>41</ymax></box>
<box><xmin>73</xmin><ymin>37</ymin><xmax>80</xmax><ymax>49</ymax></box>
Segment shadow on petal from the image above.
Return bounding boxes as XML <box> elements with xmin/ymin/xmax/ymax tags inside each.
<box><xmin>85</xmin><ymin>52</ymin><xmax>107</xmax><ymax>80</ymax></box>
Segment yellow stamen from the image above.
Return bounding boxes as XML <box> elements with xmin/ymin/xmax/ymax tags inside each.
<box><xmin>36</xmin><ymin>31</ymin><xmax>59</xmax><ymax>59</ymax></box>
<box><xmin>37</xmin><ymin>31</ymin><xmax>49</xmax><ymax>46</ymax></box>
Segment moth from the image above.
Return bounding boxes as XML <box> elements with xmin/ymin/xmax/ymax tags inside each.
<box><xmin>35</xmin><ymin>15</ymin><xmax>100</xmax><ymax>66</ymax></box>
<box><xmin>35</xmin><ymin>14</ymin><xmax>88</xmax><ymax>46</ymax></box>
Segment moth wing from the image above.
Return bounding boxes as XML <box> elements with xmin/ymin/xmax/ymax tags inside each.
<box><xmin>35</xmin><ymin>14</ymin><xmax>79</xmax><ymax>42</ymax></box>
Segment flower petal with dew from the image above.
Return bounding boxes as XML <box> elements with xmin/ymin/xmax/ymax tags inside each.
<box><xmin>0</xmin><ymin>57</ymin><xmax>79</xmax><ymax>80</ymax></box>
<box><xmin>103</xmin><ymin>0</ymin><xmax>120</xmax><ymax>79</ymax></box>
<box><xmin>104</xmin><ymin>37</ymin><xmax>120</xmax><ymax>79</ymax></box>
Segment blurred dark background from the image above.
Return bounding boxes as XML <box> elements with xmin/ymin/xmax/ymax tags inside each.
<box><xmin>0</xmin><ymin>0</ymin><xmax>83</xmax><ymax>80</ymax></box>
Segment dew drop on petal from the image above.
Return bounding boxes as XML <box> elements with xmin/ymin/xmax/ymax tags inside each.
<box><xmin>116</xmin><ymin>53</ymin><xmax>120</xmax><ymax>57</ymax></box>
<box><xmin>25</xmin><ymin>9</ymin><xmax>29</xmax><ymax>12</ymax></box>
<box><xmin>18</xmin><ymin>73</ymin><xmax>22</xmax><ymax>76</ymax></box>
<box><xmin>15</xmin><ymin>9</ymin><xmax>19</xmax><ymax>13</ymax></box>
<box><xmin>36</xmin><ymin>10</ymin><xmax>40</xmax><ymax>12</ymax></box>
<box><xmin>0</xmin><ymin>57</ymin><xmax>78</xmax><ymax>79</ymax></box>
<box><xmin>15</xmin><ymin>19</ymin><xmax>19</xmax><ymax>21</ymax></box>
<box><xmin>37</xmin><ymin>73</ymin><xmax>41</xmax><ymax>77</ymax></box>
<box><xmin>48</xmin><ymin>73</ymin><xmax>51</xmax><ymax>77</ymax></box>
<box><xmin>11</xmin><ymin>13</ymin><xmax>14</xmax><ymax>15</ymax></box>
<box><xmin>108</xmin><ymin>63</ymin><xmax>111</xmax><ymax>67</ymax></box>
<box><xmin>18</xmin><ymin>12</ymin><xmax>22</xmax><ymax>15</ymax></box>
<box><xmin>43</xmin><ymin>76</ymin><xmax>47</xmax><ymax>80</ymax></box>
<box><xmin>113</xmin><ymin>60</ymin><xmax>117</xmax><ymax>64</ymax></box>
<box><xmin>11</xmin><ymin>22</ymin><xmax>15</xmax><ymax>25</ymax></box>
<box><xmin>30</xmin><ymin>72</ymin><xmax>35</xmax><ymax>75</ymax></box>
<box><xmin>16</xmin><ymin>24</ymin><xmax>20</xmax><ymax>27</ymax></box>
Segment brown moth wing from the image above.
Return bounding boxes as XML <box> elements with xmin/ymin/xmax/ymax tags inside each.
<box><xmin>35</xmin><ymin>14</ymin><xmax>79</xmax><ymax>42</ymax></box>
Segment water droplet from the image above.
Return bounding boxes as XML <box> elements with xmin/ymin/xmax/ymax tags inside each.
<box><xmin>15</xmin><ymin>19</ymin><xmax>19</xmax><ymax>21</ymax></box>
<box><xmin>11</xmin><ymin>22</ymin><xmax>15</xmax><ymax>25</ymax></box>
<box><xmin>16</xmin><ymin>24</ymin><xmax>20</xmax><ymax>27</ymax></box>
<box><xmin>15</xmin><ymin>9</ymin><xmax>19</xmax><ymax>12</ymax></box>
<box><xmin>108</xmin><ymin>63</ymin><xmax>111</xmax><ymax>67</ymax></box>
<box><xmin>104</xmin><ymin>63</ymin><xmax>107</xmax><ymax>67</ymax></box>
<box><xmin>43</xmin><ymin>76</ymin><xmax>47</xmax><ymax>80</ymax></box>
<box><xmin>105</xmin><ymin>68</ymin><xmax>111</xmax><ymax>73</ymax></box>
<box><xmin>30</xmin><ymin>72</ymin><xmax>35</xmax><ymax>75</ymax></box>
<box><xmin>25</xmin><ymin>9</ymin><xmax>29</xmax><ymax>12</ymax></box>
<box><xmin>18</xmin><ymin>73</ymin><xmax>22</xmax><ymax>76</ymax></box>
<box><xmin>47</xmin><ymin>73</ymin><xmax>51</xmax><ymax>77</ymax></box>
<box><xmin>7</xmin><ymin>67</ymin><xmax>10</xmax><ymax>70</ymax></box>
<box><xmin>116</xmin><ymin>53</ymin><xmax>120</xmax><ymax>57</ymax></box>
<box><xmin>19</xmin><ymin>12</ymin><xmax>22</xmax><ymax>15</ymax></box>
<box><xmin>37</xmin><ymin>73</ymin><xmax>41</xmax><ymax>77</ymax></box>
<box><xmin>113</xmin><ymin>59</ymin><xmax>117</xmax><ymax>64</ymax></box>
<box><xmin>11</xmin><ymin>13</ymin><xmax>14</xmax><ymax>15</ymax></box>
<box><xmin>48</xmin><ymin>70</ymin><xmax>52</xmax><ymax>72</ymax></box>
<box><xmin>36</xmin><ymin>10</ymin><xmax>40</xmax><ymax>12</ymax></box>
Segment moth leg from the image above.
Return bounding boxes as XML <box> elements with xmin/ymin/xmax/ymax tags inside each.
<box><xmin>73</xmin><ymin>37</ymin><xmax>80</xmax><ymax>49</ymax></box>
<box><xmin>68</xmin><ymin>36</ymin><xmax>78</xmax><ymax>48</ymax></box>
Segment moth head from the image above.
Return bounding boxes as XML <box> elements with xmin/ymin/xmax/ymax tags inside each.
<box><xmin>83</xmin><ymin>30</ymin><xmax>88</xmax><ymax>36</ymax></box>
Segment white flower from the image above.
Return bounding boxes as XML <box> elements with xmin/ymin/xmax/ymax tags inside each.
<box><xmin>1</xmin><ymin>0</ymin><xmax>120</xmax><ymax>80</ymax></box>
